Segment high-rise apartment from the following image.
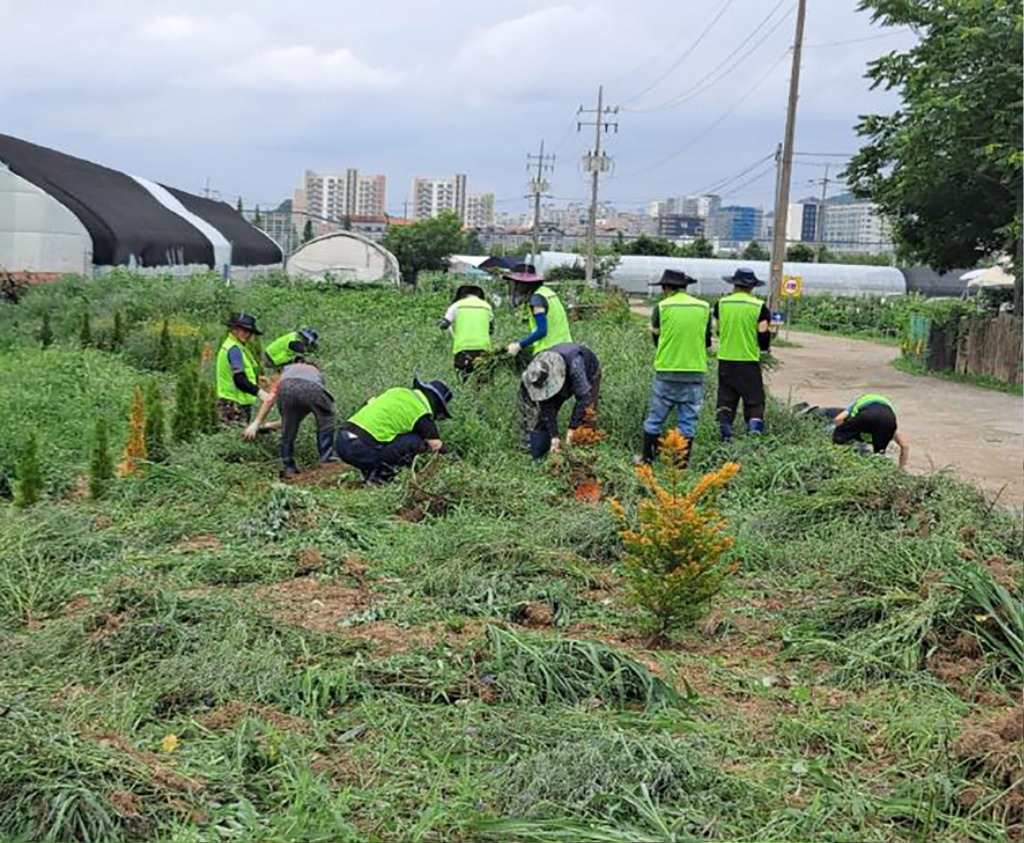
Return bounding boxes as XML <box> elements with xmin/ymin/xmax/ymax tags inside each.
<box><xmin>464</xmin><ymin>193</ymin><xmax>495</xmax><ymax>228</ymax></box>
<box><xmin>303</xmin><ymin>168</ymin><xmax>386</xmax><ymax>221</ymax></box>
<box><xmin>410</xmin><ymin>174</ymin><xmax>468</xmax><ymax>221</ymax></box>
<box><xmin>823</xmin><ymin>194</ymin><xmax>894</xmax><ymax>254</ymax></box>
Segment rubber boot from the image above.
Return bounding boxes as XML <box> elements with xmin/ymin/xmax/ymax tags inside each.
<box><xmin>316</xmin><ymin>428</ymin><xmax>338</xmax><ymax>463</ymax></box>
<box><xmin>641</xmin><ymin>432</ymin><xmax>660</xmax><ymax>465</ymax></box>
<box><xmin>281</xmin><ymin>462</ymin><xmax>299</xmax><ymax>480</ymax></box>
<box><xmin>747</xmin><ymin>419</ymin><xmax>765</xmax><ymax>435</ymax></box>
<box><xmin>719</xmin><ymin>421</ymin><xmax>733</xmax><ymax>442</ymax></box>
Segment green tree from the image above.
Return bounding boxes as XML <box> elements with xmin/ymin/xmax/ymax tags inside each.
<box><xmin>741</xmin><ymin>240</ymin><xmax>770</xmax><ymax>261</ymax></box>
<box><xmin>13</xmin><ymin>432</ymin><xmax>42</xmax><ymax>507</ymax></box>
<box><xmin>195</xmin><ymin>379</ymin><xmax>219</xmax><ymax>435</ymax></box>
<box><xmin>236</xmin><ymin>197</ymin><xmax>244</xmax><ymax>214</ymax></box>
<box><xmin>680</xmin><ymin>237</ymin><xmax>715</xmax><ymax>258</ymax></box>
<box><xmin>157</xmin><ymin>319</ymin><xmax>173</xmax><ymax>370</ymax></box>
<box><xmin>380</xmin><ymin>212</ymin><xmax>468</xmax><ymax>285</ymax></box>
<box><xmin>302</xmin><ymin>219</ymin><xmax>315</xmax><ymax>243</ymax></box>
<box><xmin>464</xmin><ymin>229</ymin><xmax>485</xmax><ymax>254</ymax></box>
<box><xmin>143</xmin><ymin>380</ymin><xmax>168</xmax><ymax>463</ymax></box>
<box><xmin>110</xmin><ymin>311</ymin><xmax>125</xmax><ymax>351</ymax></box>
<box><xmin>845</xmin><ymin>0</ymin><xmax>1023</xmax><ymax>314</ymax></box>
<box><xmin>786</xmin><ymin>243</ymin><xmax>816</xmax><ymax>263</ymax></box>
<box><xmin>88</xmin><ymin>416</ymin><xmax>113</xmax><ymax>499</ymax></box>
<box><xmin>172</xmin><ymin>363</ymin><xmax>199</xmax><ymax>443</ymax></box>
<box><xmin>620</xmin><ymin>234</ymin><xmax>677</xmax><ymax>256</ymax></box>
<box><xmin>38</xmin><ymin>312</ymin><xmax>54</xmax><ymax>348</ymax></box>
<box><xmin>79</xmin><ymin>312</ymin><xmax>92</xmax><ymax>348</ymax></box>
<box><xmin>253</xmin><ymin>205</ymin><xmax>263</xmax><ymax>228</ymax></box>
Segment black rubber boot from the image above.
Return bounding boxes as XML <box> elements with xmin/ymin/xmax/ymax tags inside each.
<box><xmin>641</xmin><ymin>432</ymin><xmax>660</xmax><ymax>464</ymax></box>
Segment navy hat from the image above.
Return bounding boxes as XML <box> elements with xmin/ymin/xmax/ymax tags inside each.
<box><xmin>297</xmin><ymin>328</ymin><xmax>319</xmax><ymax>350</ymax></box>
<box><xmin>723</xmin><ymin>268</ymin><xmax>764</xmax><ymax>288</ymax></box>
<box><xmin>414</xmin><ymin>377</ymin><xmax>453</xmax><ymax>419</ymax></box>
<box><xmin>650</xmin><ymin>268</ymin><xmax>697</xmax><ymax>288</ymax></box>
<box><xmin>226</xmin><ymin>312</ymin><xmax>263</xmax><ymax>335</ymax></box>
<box><xmin>453</xmin><ymin>284</ymin><xmax>486</xmax><ymax>302</ymax></box>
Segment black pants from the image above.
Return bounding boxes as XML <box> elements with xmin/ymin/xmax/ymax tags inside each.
<box><xmin>278</xmin><ymin>380</ymin><xmax>335</xmax><ymax>469</ymax></box>
<box><xmin>716</xmin><ymin>360</ymin><xmax>765</xmax><ymax>425</ymax></box>
<box><xmin>454</xmin><ymin>350</ymin><xmax>487</xmax><ymax>378</ymax></box>
<box><xmin>335</xmin><ymin>429</ymin><xmax>428</xmax><ymax>482</ymax></box>
<box><xmin>832</xmin><ymin>403</ymin><xmax>897</xmax><ymax>453</ymax></box>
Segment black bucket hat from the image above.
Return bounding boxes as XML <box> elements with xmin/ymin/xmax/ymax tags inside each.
<box><xmin>453</xmin><ymin>284</ymin><xmax>486</xmax><ymax>302</ymax></box>
<box><xmin>649</xmin><ymin>268</ymin><xmax>697</xmax><ymax>289</ymax></box>
<box><xmin>226</xmin><ymin>312</ymin><xmax>263</xmax><ymax>335</ymax></box>
<box><xmin>722</xmin><ymin>268</ymin><xmax>764</xmax><ymax>288</ymax></box>
<box><xmin>414</xmin><ymin>377</ymin><xmax>453</xmax><ymax>419</ymax></box>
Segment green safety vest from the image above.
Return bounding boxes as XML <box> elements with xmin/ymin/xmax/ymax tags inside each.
<box><xmin>526</xmin><ymin>285</ymin><xmax>572</xmax><ymax>353</ymax></box>
<box><xmin>451</xmin><ymin>296</ymin><xmax>493</xmax><ymax>354</ymax></box>
<box><xmin>716</xmin><ymin>291</ymin><xmax>764</xmax><ymax>362</ymax></box>
<box><xmin>265</xmin><ymin>331</ymin><xmax>302</xmax><ymax>367</ymax></box>
<box><xmin>216</xmin><ymin>334</ymin><xmax>259</xmax><ymax>405</ymax></box>
<box><xmin>349</xmin><ymin>388</ymin><xmax>432</xmax><ymax>444</ymax></box>
<box><xmin>850</xmin><ymin>393</ymin><xmax>894</xmax><ymax>417</ymax></box>
<box><xmin>654</xmin><ymin>292</ymin><xmax>710</xmax><ymax>373</ymax></box>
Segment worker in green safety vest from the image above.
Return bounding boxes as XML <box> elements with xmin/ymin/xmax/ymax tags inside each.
<box><xmin>264</xmin><ymin>329</ymin><xmax>319</xmax><ymax>369</ymax></box>
<box><xmin>807</xmin><ymin>393</ymin><xmax>909</xmax><ymax>469</ymax></box>
<box><xmin>216</xmin><ymin>312</ymin><xmax>269</xmax><ymax>425</ymax></box>
<box><xmin>437</xmin><ymin>285</ymin><xmax>493</xmax><ymax>377</ymax></box>
<box><xmin>503</xmin><ymin>264</ymin><xmax>572</xmax><ymax>357</ymax></box>
<box><xmin>641</xmin><ymin>269</ymin><xmax>711</xmax><ymax>465</ymax></box>
<box><xmin>713</xmin><ymin>268</ymin><xmax>771</xmax><ymax>441</ymax></box>
<box><xmin>334</xmin><ymin>378</ymin><xmax>453</xmax><ymax>484</ymax></box>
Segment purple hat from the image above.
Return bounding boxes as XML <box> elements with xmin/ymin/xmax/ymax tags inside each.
<box><xmin>503</xmin><ymin>262</ymin><xmax>544</xmax><ymax>284</ymax></box>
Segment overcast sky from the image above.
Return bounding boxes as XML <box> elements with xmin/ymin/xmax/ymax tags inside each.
<box><xmin>0</xmin><ymin>0</ymin><xmax>916</xmax><ymax>216</ymax></box>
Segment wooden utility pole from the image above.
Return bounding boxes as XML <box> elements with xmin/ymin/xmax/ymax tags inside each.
<box><xmin>768</xmin><ymin>0</ymin><xmax>808</xmax><ymax>312</ymax></box>
<box><xmin>527</xmin><ymin>140</ymin><xmax>555</xmax><ymax>263</ymax></box>
<box><xmin>578</xmin><ymin>86</ymin><xmax>618</xmax><ymax>285</ymax></box>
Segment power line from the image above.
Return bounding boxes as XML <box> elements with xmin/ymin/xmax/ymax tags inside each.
<box><xmin>718</xmin><ymin>162</ymin><xmax>778</xmax><ymax>200</ymax></box>
<box><xmin>617</xmin><ymin>0</ymin><xmax>737</xmax><ymax>107</ymax></box>
<box><xmin>804</xmin><ymin>29</ymin><xmax>912</xmax><ymax>49</ymax></box>
<box><xmin>611</xmin><ymin>48</ymin><xmax>791</xmax><ymax>181</ymax></box>
<box><xmin>694</xmin><ymin>151</ymin><xmax>778</xmax><ymax>196</ymax></box>
<box><xmin>627</xmin><ymin>0</ymin><xmax>794</xmax><ymax>113</ymax></box>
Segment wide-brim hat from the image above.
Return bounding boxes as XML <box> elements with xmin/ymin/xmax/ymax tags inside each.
<box><xmin>226</xmin><ymin>312</ymin><xmax>263</xmax><ymax>335</ymax></box>
<box><xmin>522</xmin><ymin>351</ymin><xmax>567</xmax><ymax>402</ymax></box>
<box><xmin>453</xmin><ymin>284</ymin><xmax>486</xmax><ymax>302</ymax></box>
<box><xmin>649</xmin><ymin>268</ymin><xmax>697</xmax><ymax>289</ymax></box>
<box><xmin>504</xmin><ymin>262</ymin><xmax>544</xmax><ymax>284</ymax></box>
<box><xmin>414</xmin><ymin>377</ymin><xmax>453</xmax><ymax>420</ymax></box>
<box><xmin>723</xmin><ymin>268</ymin><xmax>764</xmax><ymax>288</ymax></box>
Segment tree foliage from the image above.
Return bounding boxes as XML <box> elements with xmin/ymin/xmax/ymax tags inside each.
<box><xmin>741</xmin><ymin>241</ymin><xmax>770</xmax><ymax>261</ymax></box>
<box><xmin>786</xmin><ymin>243</ymin><xmax>816</xmax><ymax>263</ymax></box>
<box><xmin>88</xmin><ymin>416</ymin><xmax>113</xmax><ymax>500</ymax></box>
<box><xmin>13</xmin><ymin>432</ymin><xmax>42</xmax><ymax>508</ymax></box>
<box><xmin>302</xmin><ymin>220</ymin><xmax>315</xmax><ymax>244</ymax></box>
<box><xmin>845</xmin><ymin>0</ymin><xmax>1023</xmax><ymax>312</ymax></box>
<box><xmin>143</xmin><ymin>380</ymin><xmax>168</xmax><ymax>464</ymax></box>
<box><xmin>380</xmin><ymin>212</ymin><xmax>467</xmax><ymax>284</ymax></box>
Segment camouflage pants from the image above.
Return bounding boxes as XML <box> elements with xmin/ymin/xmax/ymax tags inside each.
<box><xmin>218</xmin><ymin>399</ymin><xmax>252</xmax><ymax>426</ymax></box>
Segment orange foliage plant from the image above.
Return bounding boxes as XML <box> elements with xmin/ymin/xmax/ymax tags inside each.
<box><xmin>117</xmin><ymin>386</ymin><xmax>148</xmax><ymax>477</ymax></box>
<box><xmin>610</xmin><ymin>430</ymin><xmax>739</xmax><ymax>638</ymax></box>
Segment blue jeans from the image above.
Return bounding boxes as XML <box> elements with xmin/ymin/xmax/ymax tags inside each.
<box><xmin>643</xmin><ymin>379</ymin><xmax>704</xmax><ymax>439</ymax></box>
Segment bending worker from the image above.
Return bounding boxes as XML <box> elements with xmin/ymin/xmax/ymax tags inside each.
<box><xmin>264</xmin><ymin>328</ymin><xmax>320</xmax><ymax>369</ymax></box>
<box><xmin>504</xmin><ymin>263</ymin><xmax>572</xmax><ymax>357</ymax></box>
<box><xmin>521</xmin><ymin>343</ymin><xmax>601</xmax><ymax>460</ymax></box>
<box><xmin>216</xmin><ymin>312</ymin><xmax>269</xmax><ymax>425</ymax></box>
<box><xmin>713</xmin><ymin>268</ymin><xmax>771</xmax><ymax>441</ymax></box>
<box><xmin>437</xmin><ymin>285</ymin><xmax>493</xmax><ymax>377</ymax></box>
<box><xmin>642</xmin><ymin>269</ymin><xmax>711</xmax><ymax>465</ymax></box>
<box><xmin>819</xmin><ymin>394</ymin><xmax>909</xmax><ymax>469</ymax></box>
<box><xmin>334</xmin><ymin>378</ymin><xmax>453</xmax><ymax>484</ymax></box>
<box><xmin>243</xmin><ymin>334</ymin><xmax>333</xmax><ymax>479</ymax></box>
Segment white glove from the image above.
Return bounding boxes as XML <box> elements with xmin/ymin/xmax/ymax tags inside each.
<box><xmin>257</xmin><ymin>389</ymin><xmax>271</xmax><ymax>403</ymax></box>
<box><xmin>506</xmin><ymin>342</ymin><xmax>522</xmax><ymax>356</ymax></box>
<box><xmin>242</xmin><ymin>422</ymin><xmax>259</xmax><ymax>441</ymax></box>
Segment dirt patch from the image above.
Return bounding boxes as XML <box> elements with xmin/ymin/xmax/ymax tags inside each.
<box><xmin>63</xmin><ymin>596</ymin><xmax>94</xmax><ymax>617</ymax></box>
<box><xmin>177</xmin><ymin>534</ymin><xmax>222</xmax><ymax>554</ymax></box>
<box><xmin>296</xmin><ymin>547</ymin><xmax>325</xmax><ymax>573</ymax></box>
<box><xmin>86</xmin><ymin>730</ymin><xmax>203</xmax><ymax>795</ymax></box>
<box><xmin>953</xmin><ymin>707</ymin><xmax>1024</xmax><ymax>830</ymax></box>
<box><xmin>346</xmin><ymin>619</ymin><xmax>489</xmax><ymax>656</ymax></box>
<box><xmin>926</xmin><ymin>652</ymin><xmax>986</xmax><ymax>698</ymax></box>
<box><xmin>106</xmin><ymin>789</ymin><xmax>143</xmax><ymax>818</ymax></box>
<box><xmin>195</xmin><ymin>700</ymin><xmax>309</xmax><ymax>733</ymax></box>
<box><xmin>252</xmin><ymin>575</ymin><xmax>375</xmax><ymax>634</ymax></box>
<box><xmin>984</xmin><ymin>555</ymin><xmax>1023</xmax><ymax>592</ymax></box>
<box><xmin>519</xmin><ymin>602</ymin><xmax>555</xmax><ymax>628</ymax></box>
<box><xmin>86</xmin><ymin>611</ymin><xmax>132</xmax><ymax>644</ymax></box>
<box><xmin>311</xmin><ymin>749</ymin><xmax>363</xmax><ymax>787</ymax></box>
<box><xmin>287</xmin><ymin>462</ymin><xmax>359</xmax><ymax>488</ymax></box>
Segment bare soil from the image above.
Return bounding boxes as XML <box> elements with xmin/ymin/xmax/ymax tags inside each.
<box><xmin>768</xmin><ymin>331</ymin><xmax>1024</xmax><ymax>507</ymax></box>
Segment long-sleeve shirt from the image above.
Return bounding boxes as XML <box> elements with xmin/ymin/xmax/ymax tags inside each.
<box><xmin>227</xmin><ymin>345</ymin><xmax>260</xmax><ymax>396</ymax></box>
<box><xmin>536</xmin><ymin>343</ymin><xmax>601</xmax><ymax>436</ymax></box>
<box><xmin>515</xmin><ymin>293</ymin><xmax>550</xmax><ymax>349</ymax></box>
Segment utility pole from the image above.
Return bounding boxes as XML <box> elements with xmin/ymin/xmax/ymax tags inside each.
<box><xmin>768</xmin><ymin>0</ymin><xmax>808</xmax><ymax>312</ymax></box>
<box><xmin>526</xmin><ymin>140</ymin><xmax>555</xmax><ymax>263</ymax></box>
<box><xmin>578</xmin><ymin>86</ymin><xmax>618</xmax><ymax>285</ymax></box>
<box><xmin>813</xmin><ymin>164</ymin><xmax>831</xmax><ymax>262</ymax></box>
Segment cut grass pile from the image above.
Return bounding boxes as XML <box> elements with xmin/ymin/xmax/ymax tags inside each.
<box><xmin>0</xmin><ymin>272</ymin><xmax>1020</xmax><ymax>842</ymax></box>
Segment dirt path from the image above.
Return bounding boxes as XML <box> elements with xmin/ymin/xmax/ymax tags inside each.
<box><xmin>769</xmin><ymin>331</ymin><xmax>1023</xmax><ymax>508</ymax></box>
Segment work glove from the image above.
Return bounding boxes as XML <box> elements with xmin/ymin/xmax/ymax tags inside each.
<box><xmin>242</xmin><ymin>422</ymin><xmax>259</xmax><ymax>441</ymax></box>
<box><xmin>257</xmin><ymin>389</ymin><xmax>271</xmax><ymax>403</ymax></box>
<box><xmin>506</xmin><ymin>341</ymin><xmax>522</xmax><ymax>357</ymax></box>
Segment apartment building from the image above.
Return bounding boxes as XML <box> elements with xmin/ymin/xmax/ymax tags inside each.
<box><xmin>303</xmin><ymin>168</ymin><xmax>386</xmax><ymax>221</ymax></box>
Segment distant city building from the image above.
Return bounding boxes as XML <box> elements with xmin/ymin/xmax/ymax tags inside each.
<box><xmin>717</xmin><ymin>205</ymin><xmax>764</xmax><ymax>244</ymax></box>
<box><xmin>410</xmin><ymin>174</ymin><xmax>468</xmax><ymax>221</ymax></box>
<box><xmin>464</xmin><ymin>193</ymin><xmax>495</xmax><ymax>228</ymax></box>
<box><xmin>262</xmin><ymin>200</ymin><xmax>300</xmax><ymax>256</ymax></box>
<box><xmin>303</xmin><ymin>168</ymin><xmax>387</xmax><ymax>222</ymax></box>
<box><xmin>823</xmin><ymin>194</ymin><xmax>894</xmax><ymax>254</ymax></box>
<box><xmin>658</xmin><ymin>214</ymin><xmax>705</xmax><ymax>239</ymax></box>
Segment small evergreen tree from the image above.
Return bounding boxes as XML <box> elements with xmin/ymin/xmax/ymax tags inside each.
<box><xmin>80</xmin><ymin>312</ymin><xmax>93</xmax><ymax>347</ymax></box>
<box><xmin>236</xmin><ymin>197</ymin><xmax>244</xmax><ymax>214</ymax></box>
<box><xmin>143</xmin><ymin>380</ymin><xmax>168</xmax><ymax>463</ymax></box>
<box><xmin>38</xmin><ymin>312</ymin><xmax>54</xmax><ymax>348</ymax></box>
<box><xmin>254</xmin><ymin>205</ymin><xmax>263</xmax><ymax>228</ymax></box>
<box><xmin>88</xmin><ymin>416</ymin><xmax>113</xmax><ymax>499</ymax></box>
<box><xmin>13</xmin><ymin>432</ymin><xmax>42</xmax><ymax>507</ymax></box>
<box><xmin>157</xmin><ymin>319</ymin><xmax>173</xmax><ymax>370</ymax></box>
<box><xmin>172</xmin><ymin>363</ymin><xmax>199</xmax><ymax>443</ymax></box>
<box><xmin>196</xmin><ymin>379</ymin><xmax>219</xmax><ymax>435</ymax></box>
<box><xmin>302</xmin><ymin>220</ymin><xmax>314</xmax><ymax>243</ymax></box>
<box><xmin>118</xmin><ymin>387</ymin><xmax>148</xmax><ymax>477</ymax></box>
<box><xmin>111</xmin><ymin>311</ymin><xmax>125</xmax><ymax>351</ymax></box>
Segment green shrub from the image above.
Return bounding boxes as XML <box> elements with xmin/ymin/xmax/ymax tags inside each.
<box><xmin>142</xmin><ymin>380</ymin><xmax>167</xmax><ymax>463</ymax></box>
<box><xmin>79</xmin><ymin>312</ymin><xmax>92</xmax><ymax>347</ymax></box>
<box><xmin>171</xmin><ymin>363</ymin><xmax>198</xmax><ymax>443</ymax></box>
<box><xmin>13</xmin><ymin>432</ymin><xmax>42</xmax><ymax>507</ymax></box>
<box><xmin>87</xmin><ymin>416</ymin><xmax>113</xmax><ymax>499</ymax></box>
<box><xmin>38</xmin><ymin>312</ymin><xmax>53</xmax><ymax>348</ymax></box>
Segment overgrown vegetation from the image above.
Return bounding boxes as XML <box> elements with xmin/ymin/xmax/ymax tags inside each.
<box><xmin>0</xmin><ymin>272</ymin><xmax>1019</xmax><ymax>842</ymax></box>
